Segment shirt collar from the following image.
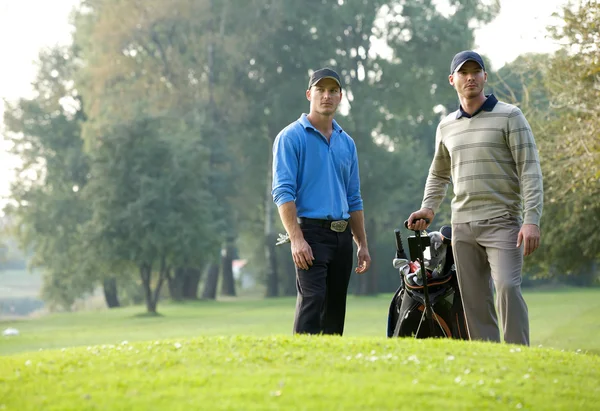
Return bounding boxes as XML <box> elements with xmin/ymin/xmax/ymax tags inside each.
<box><xmin>456</xmin><ymin>94</ymin><xmax>498</xmax><ymax>119</ymax></box>
<box><xmin>299</xmin><ymin>113</ymin><xmax>342</xmax><ymax>132</ymax></box>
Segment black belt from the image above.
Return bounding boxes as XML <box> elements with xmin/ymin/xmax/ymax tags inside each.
<box><xmin>297</xmin><ymin>217</ymin><xmax>350</xmax><ymax>233</ymax></box>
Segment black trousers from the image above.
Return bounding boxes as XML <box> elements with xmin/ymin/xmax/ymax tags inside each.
<box><xmin>293</xmin><ymin>223</ymin><xmax>353</xmax><ymax>335</ymax></box>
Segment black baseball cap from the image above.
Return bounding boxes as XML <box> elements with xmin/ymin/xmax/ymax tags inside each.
<box><xmin>308</xmin><ymin>68</ymin><xmax>342</xmax><ymax>89</ymax></box>
<box><xmin>450</xmin><ymin>50</ymin><xmax>486</xmax><ymax>74</ymax></box>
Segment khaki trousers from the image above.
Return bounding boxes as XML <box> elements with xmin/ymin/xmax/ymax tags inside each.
<box><xmin>452</xmin><ymin>214</ymin><xmax>529</xmax><ymax>345</ymax></box>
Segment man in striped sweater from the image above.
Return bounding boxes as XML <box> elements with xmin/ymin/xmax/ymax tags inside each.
<box><xmin>407</xmin><ymin>50</ymin><xmax>543</xmax><ymax>346</ymax></box>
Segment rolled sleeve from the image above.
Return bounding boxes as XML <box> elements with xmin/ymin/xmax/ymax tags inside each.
<box><xmin>271</xmin><ymin>131</ymin><xmax>298</xmax><ymax>207</ymax></box>
<box><xmin>347</xmin><ymin>144</ymin><xmax>363</xmax><ymax>212</ymax></box>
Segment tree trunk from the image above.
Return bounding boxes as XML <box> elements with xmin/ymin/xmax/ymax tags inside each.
<box><xmin>140</xmin><ymin>263</ymin><xmax>156</xmax><ymax>313</ymax></box>
<box><xmin>220</xmin><ymin>239</ymin><xmax>237</xmax><ymax>296</ymax></box>
<box><xmin>139</xmin><ymin>258</ymin><xmax>167</xmax><ymax>314</ymax></box>
<box><xmin>265</xmin><ymin>131</ymin><xmax>279</xmax><ymax>297</ymax></box>
<box><xmin>182</xmin><ymin>267</ymin><xmax>202</xmax><ymax>299</ymax></box>
<box><xmin>146</xmin><ymin>297</ymin><xmax>157</xmax><ymax>313</ymax></box>
<box><xmin>102</xmin><ymin>277</ymin><xmax>120</xmax><ymax>308</ymax></box>
<box><xmin>153</xmin><ymin>256</ymin><xmax>168</xmax><ymax>310</ymax></box>
<box><xmin>202</xmin><ymin>262</ymin><xmax>220</xmax><ymax>300</ymax></box>
<box><xmin>167</xmin><ymin>267</ymin><xmax>186</xmax><ymax>301</ymax></box>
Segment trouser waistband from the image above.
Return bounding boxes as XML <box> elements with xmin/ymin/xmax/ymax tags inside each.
<box><xmin>297</xmin><ymin>217</ymin><xmax>350</xmax><ymax>232</ymax></box>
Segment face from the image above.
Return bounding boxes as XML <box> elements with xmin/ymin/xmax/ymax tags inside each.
<box><xmin>449</xmin><ymin>60</ymin><xmax>487</xmax><ymax>99</ymax></box>
<box><xmin>306</xmin><ymin>78</ymin><xmax>342</xmax><ymax>116</ymax></box>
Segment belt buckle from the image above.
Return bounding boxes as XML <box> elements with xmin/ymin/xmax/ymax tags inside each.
<box><xmin>330</xmin><ymin>220</ymin><xmax>348</xmax><ymax>233</ymax></box>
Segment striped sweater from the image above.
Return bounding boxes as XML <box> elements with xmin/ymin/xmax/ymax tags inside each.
<box><xmin>421</xmin><ymin>95</ymin><xmax>543</xmax><ymax>225</ymax></box>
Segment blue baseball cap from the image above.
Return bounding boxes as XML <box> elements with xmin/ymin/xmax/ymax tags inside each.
<box><xmin>450</xmin><ymin>51</ymin><xmax>486</xmax><ymax>74</ymax></box>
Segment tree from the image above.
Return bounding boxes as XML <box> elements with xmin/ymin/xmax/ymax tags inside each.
<box><xmin>73</xmin><ymin>0</ymin><xmax>249</xmax><ymax>308</ymax></box>
<box><xmin>2</xmin><ymin>45</ymin><xmax>100</xmax><ymax>310</ymax></box>
<box><xmin>491</xmin><ymin>53</ymin><xmax>551</xmax><ymax>113</ymax></box>
<box><xmin>488</xmin><ymin>1</ymin><xmax>599</xmax><ymax>279</ymax></box>
<box><xmin>533</xmin><ymin>1</ymin><xmax>599</xmax><ymax>275</ymax></box>
<box><xmin>81</xmin><ymin>113</ymin><xmax>221</xmax><ymax>313</ymax></box>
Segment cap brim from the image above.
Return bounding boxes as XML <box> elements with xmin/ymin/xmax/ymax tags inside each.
<box><xmin>453</xmin><ymin>59</ymin><xmax>483</xmax><ymax>73</ymax></box>
<box><xmin>310</xmin><ymin>76</ymin><xmax>341</xmax><ymax>88</ymax></box>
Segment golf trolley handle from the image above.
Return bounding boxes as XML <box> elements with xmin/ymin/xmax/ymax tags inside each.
<box><xmin>394</xmin><ymin>229</ymin><xmax>407</xmax><ymax>259</ymax></box>
<box><xmin>404</xmin><ymin>218</ymin><xmax>430</xmax><ymax>230</ymax></box>
<box><xmin>404</xmin><ymin>219</ymin><xmax>435</xmax><ymax>333</ymax></box>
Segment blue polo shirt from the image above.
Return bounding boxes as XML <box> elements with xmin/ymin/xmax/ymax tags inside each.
<box><xmin>271</xmin><ymin>114</ymin><xmax>363</xmax><ymax>220</ymax></box>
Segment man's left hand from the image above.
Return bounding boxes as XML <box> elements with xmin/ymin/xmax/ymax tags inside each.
<box><xmin>356</xmin><ymin>246</ymin><xmax>371</xmax><ymax>274</ymax></box>
<box><xmin>517</xmin><ymin>224</ymin><xmax>541</xmax><ymax>257</ymax></box>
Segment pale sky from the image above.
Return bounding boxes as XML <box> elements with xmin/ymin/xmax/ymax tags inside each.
<box><xmin>0</xmin><ymin>0</ymin><xmax>567</xmax><ymax>209</ymax></box>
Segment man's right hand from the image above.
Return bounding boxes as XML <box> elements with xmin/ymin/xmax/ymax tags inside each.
<box><xmin>407</xmin><ymin>208</ymin><xmax>435</xmax><ymax>231</ymax></box>
<box><xmin>291</xmin><ymin>236</ymin><xmax>314</xmax><ymax>270</ymax></box>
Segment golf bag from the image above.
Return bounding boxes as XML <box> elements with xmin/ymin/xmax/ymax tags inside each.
<box><xmin>387</xmin><ymin>224</ymin><xmax>468</xmax><ymax>339</ymax></box>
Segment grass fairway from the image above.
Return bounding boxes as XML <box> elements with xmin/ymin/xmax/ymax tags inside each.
<box><xmin>1</xmin><ymin>336</ymin><xmax>598</xmax><ymax>410</ymax></box>
<box><xmin>1</xmin><ymin>287</ymin><xmax>599</xmax><ymax>356</ymax></box>
<box><xmin>0</xmin><ymin>288</ymin><xmax>599</xmax><ymax>410</ymax></box>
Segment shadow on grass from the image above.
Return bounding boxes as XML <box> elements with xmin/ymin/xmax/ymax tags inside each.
<box><xmin>132</xmin><ymin>312</ymin><xmax>165</xmax><ymax>318</ymax></box>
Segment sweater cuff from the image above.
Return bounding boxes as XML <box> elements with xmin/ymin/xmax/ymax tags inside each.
<box><xmin>523</xmin><ymin>212</ymin><xmax>541</xmax><ymax>226</ymax></box>
<box><xmin>421</xmin><ymin>201</ymin><xmax>438</xmax><ymax>214</ymax></box>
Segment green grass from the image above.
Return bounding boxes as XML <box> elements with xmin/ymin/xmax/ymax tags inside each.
<box><xmin>525</xmin><ymin>288</ymin><xmax>600</xmax><ymax>353</ymax></box>
<box><xmin>0</xmin><ymin>336</ymin><xmax>598</xmax><ymax>410</ymax></box>
<box><xmin>1</xmin><ymin>287</ymin><xmax>599</xmax><ymax>356</ymax></box>
<box><xmin>0</xmin><ymin>288</ymin><xmax>599</xmax><ymax>410</ymax></box>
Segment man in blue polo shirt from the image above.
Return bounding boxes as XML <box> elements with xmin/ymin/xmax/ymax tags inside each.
<box><xmin>272</xmin><ymin>68</ymin><xmax>371</xmax><ymax>335</ymax></box>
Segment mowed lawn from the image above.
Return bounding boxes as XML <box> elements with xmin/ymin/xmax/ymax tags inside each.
<box><xmin>0</xmin><ymin>336</ymin><xmax>598</xmax><ymax>411</ymax></box>
<box><xmin>0</xmin><ymin>287</ymin><xmax>599</xmax><ymax>411</ymax></box>
<box><xmin>1</xmin><ymin>287</ymin><xmax>599</xmax><ymax>356</ymax></box>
